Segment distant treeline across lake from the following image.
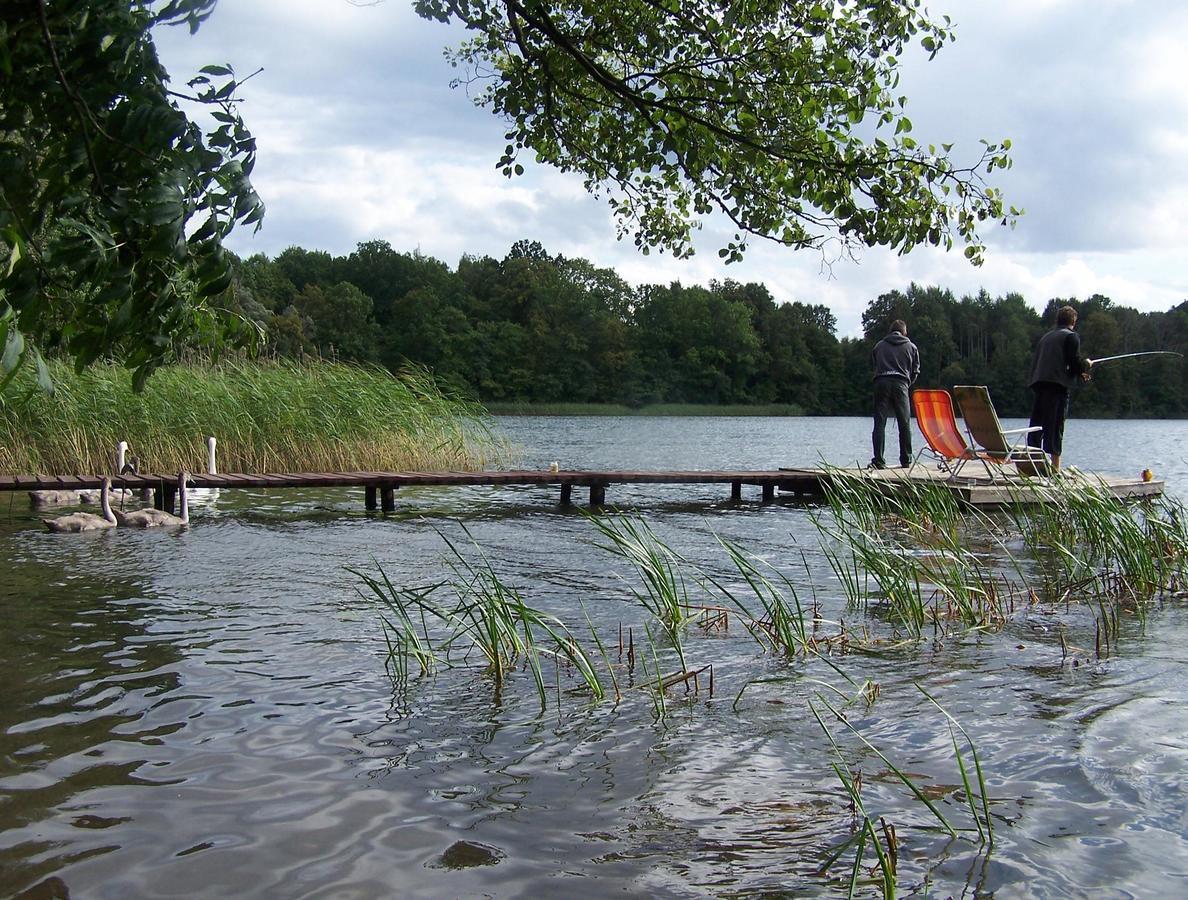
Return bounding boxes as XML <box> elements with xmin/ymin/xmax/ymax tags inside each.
<box><xmin>227</xmin><ymin>239</ymin><xmax>1188</xmax><ymax>418</ymax></box>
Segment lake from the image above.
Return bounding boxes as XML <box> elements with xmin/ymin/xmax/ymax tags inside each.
<box><xmin>2</xmin><ymin>415</ymin><xmax>1186</xmax><ymax>898</ymax></box>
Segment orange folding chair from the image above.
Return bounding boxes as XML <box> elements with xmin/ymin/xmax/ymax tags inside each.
<box><xmin>911</xmin><ymin>388</ymin><xmax>993</xmax><ymax>478</ymax></box>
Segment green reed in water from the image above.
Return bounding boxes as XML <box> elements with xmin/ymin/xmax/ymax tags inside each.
<box><xmin>0</xmin><ymin>358</ymin><xmax>504</xmax><ymax>474</ymax></box>
<box><xmin>588</xmin><ymin>512</ymin><xmax>691</xmax><ymax>667</ymax></box>
<box><xmin>354</xmin><ymin>530</ymin><xmax>607</xmax><ymax>707</ymax></box>
<box><xmin>1008</xmin><ymin>477</ymin><xmax>1188</xmax><ymax>620</ymax></box>
<box><xmin>703</xmin><ymin>535</ymin><xmax>812</xmax><ymax>656</ymax></box>
<box><xmin>811</xmin><ymin>684</ymin><xmax>995</xmax><ymax>899</ymax></box>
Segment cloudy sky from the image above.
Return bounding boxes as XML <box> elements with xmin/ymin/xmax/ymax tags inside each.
<box><xmin>154</xmin><ymin>0</ymin><xmax>1188</xmax><ymax>335</ymax></box>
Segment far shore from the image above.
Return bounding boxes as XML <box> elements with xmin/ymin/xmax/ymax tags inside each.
<box><xmin>483</xmin><ymin>402</ymin><xmax>806</xmax><ymax>417</ymax></box>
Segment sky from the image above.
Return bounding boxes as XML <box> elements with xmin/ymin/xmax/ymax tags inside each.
<box><xmin>153</xmin><ymin>0</ymin><xmax>1188</xmax><ymax>336</ymax></box>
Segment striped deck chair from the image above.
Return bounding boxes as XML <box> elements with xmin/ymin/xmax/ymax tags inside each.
<box><xmin>952</xmin><ymin>385</ymin><xmax>1049</xmax><ymax>476</ymax></box>
<box><xmin>911</xmin><ymin>389</ymin><xmax>990</xmax><ymax>478</ymax></box>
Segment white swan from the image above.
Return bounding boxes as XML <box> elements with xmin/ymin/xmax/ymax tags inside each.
<box><xmin>117</xmin><ymin>444</ymin><xmax>155</xmax><ymax>503</ymax></box>
<box><xmin>190</xmin><ymin>436</ymin><xmax>220</xmax><ymax>505</ymax></box>
<box><xmin>114</xmin><ymin>472</ymin><xmax>190</xmax><ymax>528</ymax></box>
<box><xmin>44</xmin><ymin>478</ymin><xmax>117</xmax><ymax>532</ymax></box>
<box><xmin>80</xmin><ymin>451</ymin><xmax>135</xmax><ymax>503</ymax></box>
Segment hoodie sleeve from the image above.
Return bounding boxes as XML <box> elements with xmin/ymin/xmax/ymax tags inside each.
<box><xmin>910</xmin><ymin>342</ymin><xmax>921</xmax><ymax>384</ymax></box>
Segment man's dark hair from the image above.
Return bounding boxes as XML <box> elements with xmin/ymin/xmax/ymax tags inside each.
<box><xmin>1055</xmin><ymin>305</ymin><xmax>1078</xmax><ymax>328</ymax></box>
<box><xmin>890</xmin><ymin>319</ymin><xmax>907</xmax><ymax>335</ymax></box>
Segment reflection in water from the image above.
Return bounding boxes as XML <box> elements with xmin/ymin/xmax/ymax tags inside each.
<box><xmin>1</xmin><ymin>416</ymin><xmax>1187</xmax><ymax>897</ymax></box>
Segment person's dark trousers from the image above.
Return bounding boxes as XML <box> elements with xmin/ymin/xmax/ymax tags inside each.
<box><xmin>872</xmin><ymin>375</ymin><xmax>912</xmax><ymax>467</ymax></box>
<box><xmin>1028</xmin><ymin>382</ymin><xmax>1069</xmax><ymax>455</ymax></box>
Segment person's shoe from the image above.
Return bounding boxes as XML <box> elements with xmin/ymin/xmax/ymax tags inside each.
<box><xmin>869</xmin><ymin>459</ymin><xmax>887</xmax><ymax>470</ymax></box>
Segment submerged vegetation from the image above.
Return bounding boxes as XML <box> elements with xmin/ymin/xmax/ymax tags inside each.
<box><xmin>356</xmin><ymin>474</ymin><xmax>1188</xmax><ymax>897</ymax></box>
<box><xmin>361</xmin><ymin>474</ymin><xmax>1188</xmax><ymax>706</ymax></box>
<box><xmin>0</xmin><ymin>359</ymin><xmax>504</xmax><ymax>475</ymax></box>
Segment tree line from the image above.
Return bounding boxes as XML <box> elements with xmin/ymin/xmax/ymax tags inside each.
<box><xmin>228</xmin><ymin>239</ymin><xmax>1188</xmax><ymax>418</ymax></box>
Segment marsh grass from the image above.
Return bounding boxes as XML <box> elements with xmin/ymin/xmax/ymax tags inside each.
<box><xmin>588</xmin><ymin>512</ymin><xmax>691</xmax><ymax>666</ymax></box>
<box><xmin>811</xmin><ymin>684</ymin><xmax>995</xmax><ymax>898</ymax></box>
<box><xmin>353</xmin><ymin>531</ymin><xmax>607</xmax><ymax>708</ymax></box>
<box><xmin>0</xmin><ymin>358</ymin><xmax>504</xmax><ymax>474</ymax></box>
<box><xmin>1007</xmin><ymin>477</ymin><xmax>1188</xmax><ymax>634</ymax></box>
<box><xmin>808</xmin><ymin>466</ymin><xmax>1186</xmax><ymax>642</ymax></box>
<box><xmin>705</xmin><ymin>536</ymin><xmax>812</xmax><ymax>656</ymax></box>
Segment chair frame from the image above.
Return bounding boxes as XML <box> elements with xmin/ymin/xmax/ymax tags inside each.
<box><xmin>952</xmin><ymin>384</ymin><xmax>1049</xmax><ymax>476</ymax></box>
<box><xmin>911</xmin><ymin>388</ymin><xmax>995</xmax><ymax>479</ymax></box>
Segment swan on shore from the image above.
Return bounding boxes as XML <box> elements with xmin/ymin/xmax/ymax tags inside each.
<box><xmin>44</xmin><ymin>478</ymin><xmax>117</xmax><ymax>532</ymax></box>
<box><xmin>114</xmin><ymin>472</ymin><xmax>190</xmax><ymax>528</ymax></box>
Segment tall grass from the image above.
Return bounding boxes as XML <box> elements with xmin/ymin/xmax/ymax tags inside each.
<box><xmin>354</xmin><ymin>532</ymin><xmax>607</xmax><ymax>708</ymax></box>
<box><xmin>588</xmin><ymin>513</ymin><xmax>692</xmax><ymax>666</ymax></box>
<box><xmin>814</xmin><ymin>468</ymin><xmax>1038</xmax><ymax>636</ymax></box>
<box><xmin>0</xmin><ymin>359</ymin><xmax>505</xmax><ymax>473</ymax></box>
<box><xmin>1008</xmin><ymin>478</ymin><xmax>1188</xmax><ymax>624</ymax></box>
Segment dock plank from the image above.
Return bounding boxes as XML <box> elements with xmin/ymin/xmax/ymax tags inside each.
<box><xmin>0</xmin><ymin>467</ymin><xmax>1165</xmax><ymax>509</ymax></box>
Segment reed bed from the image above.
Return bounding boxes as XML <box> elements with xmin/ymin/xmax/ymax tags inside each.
<box><xmin>0</xmin><ymin>359</ymin><xmax>506</xmax><ymax>474</ymax></box>
<box><xmin>353</xmin><ymin>532</ymin><xmax>609</xmax><ymax>709</ymax></box>
<box><xmin>812</xmin><ymin>468</ymin><xmax>1018</xmax><ymax>636</ymax></box>
<box><xmin>811</xmin><ymin>467</ymin><xmax>1188</xmax><ymax>652</ymax></box>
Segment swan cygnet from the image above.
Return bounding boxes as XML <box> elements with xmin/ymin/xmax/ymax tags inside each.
<box><xmin>79</xmin><ymin>486</ymin><xmax>135</xmax><ymax>504</ymax></box>
<box><xmin>114</xmin><ymin>472</ymin><xmax>190</xmax><ymax>528</ymax></box>
<box><xmin>44</xmin><ymin>478</ymin><xmax>117</xmax><ymax>533</ymax></box>
<box><xmin>30</xmin><ymin>489</ymin><xmax>82</xmax><ymax>507</ymax></box>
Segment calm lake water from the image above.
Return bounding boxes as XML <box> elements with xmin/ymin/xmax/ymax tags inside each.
<box><xmin>2</xmin><ymin>416</ymin><xmax>1187</xmax><ymax>898</ymax></box>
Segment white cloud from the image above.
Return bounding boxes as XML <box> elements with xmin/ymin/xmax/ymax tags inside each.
<box><xmin>155</xmin><ymin>0</ymin><xmax>1188</xmax><ymax>337</ymax></box>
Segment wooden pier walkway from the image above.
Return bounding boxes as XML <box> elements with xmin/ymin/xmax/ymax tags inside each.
<box><xmin>0</xmin><ymin>466</ymin><xmax>1165</xmax><ymax>512</ymax></box>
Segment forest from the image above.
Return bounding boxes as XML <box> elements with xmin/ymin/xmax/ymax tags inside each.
<box><xmin>228</xmin><ymin>239</ymin><xmax>1188</xmax><ymax>419</ymax></box>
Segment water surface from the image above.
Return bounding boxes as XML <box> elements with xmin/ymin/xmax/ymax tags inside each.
<box><xmin>2</xmin><ymin>416</ymin><xmax>1186</xmax><ymax>897</ymax></box>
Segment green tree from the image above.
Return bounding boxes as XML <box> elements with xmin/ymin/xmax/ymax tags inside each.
<box><xmin>292</xmin><ymin>281</ymin><xmax>380</xmax><ymax>362</ymax></box>
<box><xmin>1</xmin><ymin>0</ymin><xmax>263</xmax><ymax>389</ymax></box>
<box><xmin>416</xmin><ymin>0</ymin><xmax>1017</xmax><ymax>264</ymax></box>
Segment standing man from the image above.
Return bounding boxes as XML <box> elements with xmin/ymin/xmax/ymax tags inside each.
<box><xmin>870</xmin><ymin>319</ymin><xmax>921</xmax><ymax>469</ymax></box>
<box><xmin>1027</xmin><ymin>305</ymin><xmax>1092</xmax><ymax>471</ymax></box>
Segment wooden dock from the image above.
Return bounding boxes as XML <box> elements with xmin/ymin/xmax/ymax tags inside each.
<box><xmin>0</xmin><ymin>465</ymin><xmax>1165</xmax><ymax>512</ymax></box>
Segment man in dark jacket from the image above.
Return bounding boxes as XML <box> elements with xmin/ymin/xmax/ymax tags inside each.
<box><xmin>1027</xmin><ymin>305</ymin><xmax>1092</xmax><ymax>471</ymax></box>
<box><xmin>870</xmin><ymin>319</ymin><xmax>921</xmax><ymax>469</ymax></box>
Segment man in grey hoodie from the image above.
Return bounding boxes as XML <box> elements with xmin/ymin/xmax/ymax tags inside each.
<box><xmin>870</xmin><ymin>319</ymin><xmax>921</xmax><ymax>469</ymax></box>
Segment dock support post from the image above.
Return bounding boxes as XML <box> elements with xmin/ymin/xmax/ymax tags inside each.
<box><xmin>560</xmin><ymin>484</ymin><xmax>573</xmax><ymax>507</ymax></box>
<box><xmin>589</xmin><ymin>483</ymin><xmax>606</xmax><ymax>507</ymax></box>
<box><xmin>365</xmin><ymin>485</ymin><xmax>377</xmax><ymax>510</ymax></box>
<box><xmin>731</xmin><ymin>481</ymin><xmax>741</xmax><ymax>501</ymax></box>
<box><xmin>160</xmin><ymin>484</ymin><xmax>177</xmax><ymax>514</ymax></box>
<box><xmin>761</xmin><ymin>484</ymin><xmax>775</xmax><ymax>504</ymax></box>
<box><xmin>381</xmin><ymin>486</ymin><xmax>396</xmax><ymax>512</ymax></box>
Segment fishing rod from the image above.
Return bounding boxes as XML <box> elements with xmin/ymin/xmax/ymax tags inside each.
<box><xmin>1087</xmin><ymin>351</ymin><xmax>1184</xmax><ymax>366</ymax></box>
